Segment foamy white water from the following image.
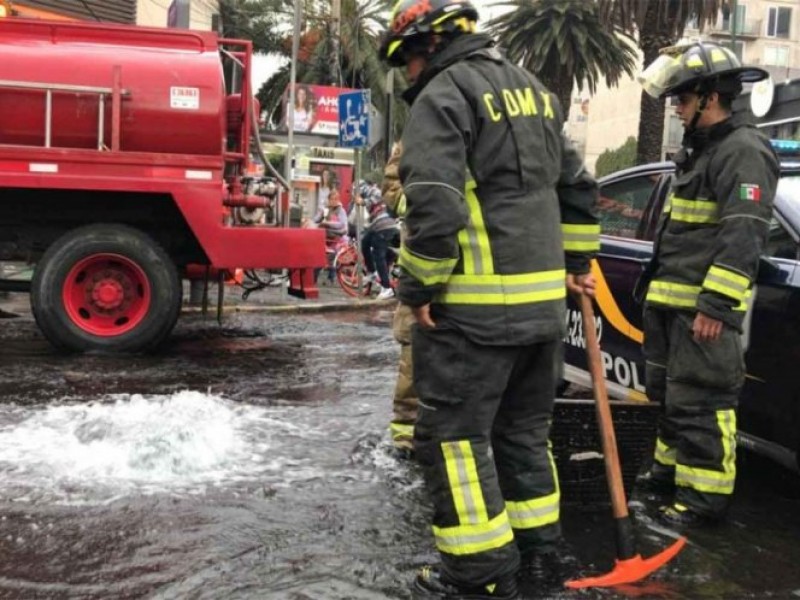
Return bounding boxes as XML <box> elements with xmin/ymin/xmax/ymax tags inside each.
<box><xmin>0</xmin><ymin>391</ymin><xmax>327</xmax><ymax>503</ymax></box>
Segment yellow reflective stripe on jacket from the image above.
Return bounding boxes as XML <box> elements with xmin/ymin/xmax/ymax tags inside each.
<box><xmin>703</xmin><ymin>265</ymin><xmax>750</xmax><ymax>302</ymax></box>
<box><xmin>505</xmin><ymin>450</ymin><xmax>560</xmax><ymax>529</ymax></box>
<box><xmin>437</xmin><ymin>270</ymin><xmax>566</xmax><ymax>305</ymax></box>
<box><xmin>432</xmin><ymin>510</ymin><xmax>515</xmax><ymax>556</ymax></box>
<box><xmin>398</xmin><ymin>246</ymin><xmax>458</xmax><ymax>286</ymax></box>
<box><xmin>646</xmin><ymin>280</ymin><xmax>701</xmax><ymax>309</ymax></box>
<box><xmin>654</xmin><ymin>437</ymin><xmax>676</xmax><ymax>467</ymax></box>
<box><xmin>670</xmin><ymin>197</ymin><xmax>718</xmax><ymax>224</ymax></box>
<box><xmin>442</xmin><ymin>440</ymin><xmax>488</xmax><ymax>525</ymax></box>
<box><xmin>396</xmin><ymin>193</ymin><xmax>407</xmax><ymax>217</ymax></box>
<box><xmin>648</xmin><ymin>279</ymin><xmax>751</xmax><ymax>311</ymax></box>
<box><xmin>675</xmin><ymin>409</ymin><xmax>737</xmax><ymax>495</ymax></box>
<box><xmin>561</xmin><ymin>223</ymin><xmax>600</xmax><ymax>252</ymax></box>
<box><xmin>457</xmin><ymin>179</ymin><xmax>494</xmax><ymax>275</ymax></box>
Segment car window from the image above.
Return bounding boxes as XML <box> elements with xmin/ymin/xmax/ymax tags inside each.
<box><xmin>767</xmin><ymin>218</ymin><xmax>797</xmax><ymax>259</ymax></box>
<box><xmin>597</xmin><ymin>173</ymin><xmax>660</xmax><ymax>239</ymax></box>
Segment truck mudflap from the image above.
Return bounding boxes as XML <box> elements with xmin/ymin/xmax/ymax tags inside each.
<box><xmin>288</xmin><ymin>268</ymin><xmax>319</xmax><ymax>300</ymax></box>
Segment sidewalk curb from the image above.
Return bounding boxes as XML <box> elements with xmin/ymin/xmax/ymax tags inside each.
<box><xmin>181</xmin><ymin>298</ymin><xmax>398</xmax><ymax>316</ymax></box>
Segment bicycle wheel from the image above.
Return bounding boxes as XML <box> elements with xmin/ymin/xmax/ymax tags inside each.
<box><xmin>334</xmin><ymin>244</ymin><xmax>373</xmax><ymax>297</ymax></box>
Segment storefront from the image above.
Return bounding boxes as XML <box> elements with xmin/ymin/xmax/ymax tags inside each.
<box><xmin>736</xmin><ymin>77</ymin><xmax>800</xmax><ymax>139</ymax></box>
<box><xmin>261</xmin><ymin>143</ymin><xmax>357</xmax><ymax>220</ymax></box>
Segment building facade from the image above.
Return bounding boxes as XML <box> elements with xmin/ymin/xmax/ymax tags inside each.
<box><xmin>10</xmin><ymin>0</ymin><xmax>135</xmax><ymax>23</ymax></box>
<box><xmin>7</xmin><ymin>1</ymin><xmax>218</xmax><ymax>30</ymax></box>
<box><xmin>569</xmin><ymin>0</ymin><xmax>800</xmax><ymax>173</ymax></box>
<box><xmin>137</xmin><ymin>0</ymin><xmax>219</xmax><ymax>31</ymax></box>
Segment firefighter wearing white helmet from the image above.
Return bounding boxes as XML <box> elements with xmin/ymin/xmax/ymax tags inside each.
<box><xmin>380</xmin><ymin>0</ymin><xmax>600</xmax><ymax>597</ymax></box>
<box><xmin>636</xmin><ymin>42</ymin><xmax>779</xmax><ymax>528</ymax></box>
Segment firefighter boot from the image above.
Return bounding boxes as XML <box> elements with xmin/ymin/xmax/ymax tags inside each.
<box><xmin>658</xmin><ymin>503</ymin><xmax>721</xmax><ymax>529</ymax></box>
<box><xmin>519</xmin><ymin>538</ymin><xmax>581</xmax><ymax>588</ymax></box>
<box><xmin>412</xmin><ymin>566</ymin><xmax>519</xmax><ymax>600</ymax></box>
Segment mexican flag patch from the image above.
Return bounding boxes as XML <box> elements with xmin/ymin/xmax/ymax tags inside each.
<box><xmin>739</xmin><ymin>184</ymin><xmax>761</xmax><ymax>202</ymax></box>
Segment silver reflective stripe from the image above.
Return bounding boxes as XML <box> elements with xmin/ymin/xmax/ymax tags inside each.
<box><xmin>444</xmin><ymin>279</ymin><xmax>564</xmax><ymax>296</ymax></box>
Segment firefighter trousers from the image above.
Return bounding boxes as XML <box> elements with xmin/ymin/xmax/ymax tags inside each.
<box><xmin>390</xmin><ymin>304</ymin><xmax>418</xmax><ymax>449</ymax></box>
<box><xmin>643</xmin><ymin>307</ymin><xmax>744</xmax><ymax>517</ymax></box>
<box><xmin>412</xmin><ymin>325</ymin><xmax>561</xmax><ymax>586</ymax></box>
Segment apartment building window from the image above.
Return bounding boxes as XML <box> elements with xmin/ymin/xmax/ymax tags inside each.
<box><xmin>722</xmin><ymin>3</ymin><xmax>747</xmax><ymax>33</ymax></box>
<box><xmin>766</xmin><ymin>6</ymin><xmax>791</xmax><ymax>38</ymax></box>
<box><xmin>764</xmin><ymin>45</ymin><xmax>790</xmax><ymax>66</ymax></box>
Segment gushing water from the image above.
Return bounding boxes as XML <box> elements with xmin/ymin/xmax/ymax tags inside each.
<box><xmin>0</xmin><ymin>391</ymin><xmax>302</xmax><ymax>503</ymax></box>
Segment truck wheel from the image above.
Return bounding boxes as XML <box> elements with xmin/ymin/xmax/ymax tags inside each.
<box><xmin>31</xmin><ymin>224</ymin><xmax>182</xmax><ymax>353</ymax></box>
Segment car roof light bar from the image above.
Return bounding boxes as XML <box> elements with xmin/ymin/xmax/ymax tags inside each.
<box><xmin>770</xmin><ymin>139</ymin><xmax>800</xmax><ymax>156</ymax></box>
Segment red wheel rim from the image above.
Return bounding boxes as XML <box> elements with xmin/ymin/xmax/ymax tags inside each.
<box><xmin>62</xmin><ymin>253</ymin><xmax>152</xmax><ymax>337</ymax></box>
<box><xmin>335</xmin><ymin>246</ymin><xmax>368</xmax><ymax>297</ymax></box>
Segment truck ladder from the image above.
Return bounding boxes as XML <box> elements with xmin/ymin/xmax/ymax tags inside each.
<box><xmin>0</xmin><ymin>66</ymin><xmax>127</xmax><ymax>151</ymax></box>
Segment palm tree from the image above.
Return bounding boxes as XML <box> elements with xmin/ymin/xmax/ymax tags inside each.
<box><xmin>255</xmin><ymin>0</ymin><xmax>398</xmax><ymax>136</ymax></box>
<box><xmin>219</xmin><ymin>0</ymin><xmax>289</xmax><ymax>55</ymax></box>
<box><xmin>596</xmin><ymin>0</ymin><xmax>726</xmax><ymax>164</ymax></box>
<box><xmin>488</xmin><ymin>0</ymin><xmax>638</xmax><ymax>121</ymax></box>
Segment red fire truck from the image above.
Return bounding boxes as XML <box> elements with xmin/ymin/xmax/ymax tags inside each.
<box><xmin>0</xmin><ymin>16</ymin><xmax>326</xmax><ymax>352</ymax></box>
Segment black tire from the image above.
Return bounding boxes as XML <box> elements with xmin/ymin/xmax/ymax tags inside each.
<box><xmin>31</xmin><ymin>224</ymin><xmax>182</xmax><ymax>353</ymax></box>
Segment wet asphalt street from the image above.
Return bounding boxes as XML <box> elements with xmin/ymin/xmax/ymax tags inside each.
<box><xmin>0</xmin><ymin>290</ymin><xmax>799</xmax><ymax>599</ymax></box>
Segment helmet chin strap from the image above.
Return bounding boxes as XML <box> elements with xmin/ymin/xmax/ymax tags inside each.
<box><xmin>685</xmin><ymin>92</ymin><xmax>709</xmax><ymax>136</ymax></box>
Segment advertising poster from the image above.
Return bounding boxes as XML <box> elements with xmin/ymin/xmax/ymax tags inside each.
<box><xmin>282</xmin><ymin>84</ymin><xmax>356</xmax><ymax>136</ymax></box>
<box><xmin>309</xmin><ymin>161</ymin><xmax>354</xmax><ymax>213</ymax></box>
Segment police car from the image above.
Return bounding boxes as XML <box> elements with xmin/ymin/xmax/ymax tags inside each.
<box><xmin>563</xmin><ymin>140</ymin><xmax>800</xmax><ymax>473</ymax></box>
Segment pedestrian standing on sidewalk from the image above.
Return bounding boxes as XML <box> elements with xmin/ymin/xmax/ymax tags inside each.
<box><xmin>636</xmin><ymin>42</ymin><xmax>778</xmax><ymax>528</ymax></box>
<box><xmin>379</xmin><ymin>1</ymin><xmax>599</xmax><ymax>598</ymax></box>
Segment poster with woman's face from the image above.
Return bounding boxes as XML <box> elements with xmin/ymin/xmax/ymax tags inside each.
<box><xmin>309</xmin><ymin>162</ymin><xmax>354</xmax><ymax>211</ymax></box>
<box><xmin>281</xmin><ymin>84</ymin><xmax>356</xmax><ymax>136</ymax></box>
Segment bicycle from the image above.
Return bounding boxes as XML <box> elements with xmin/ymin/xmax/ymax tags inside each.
<box><xmin>333</xmin><ymin>236</ymin><xmax>399</xmax><ymax>298</ymax></box>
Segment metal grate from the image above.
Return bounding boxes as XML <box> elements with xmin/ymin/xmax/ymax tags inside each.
<box><xmin>551</xmin><ymin>398</ymin><xmax>660</xmax><ymax>508</ymax></box>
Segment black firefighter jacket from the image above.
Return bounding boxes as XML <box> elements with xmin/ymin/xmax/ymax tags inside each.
<box><xmin>397</xmin><ymin>34</ymin><xmax>599</xmax><ymax>346</ymax></box>
<box><xmin>645</xmin><ymin>113</ymin><xmax>779</xmax><ymax>331</ymax></box>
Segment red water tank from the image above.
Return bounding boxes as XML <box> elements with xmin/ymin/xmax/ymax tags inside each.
<box><xmin>0</xmin><ymin>19</ymin><xmax>225</xmax><ymax>156</ymax></box>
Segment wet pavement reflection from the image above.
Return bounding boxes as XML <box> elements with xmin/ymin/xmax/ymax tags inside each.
<box><xmin>0</xmin><ymin>305</ymin><xmax>799</xmax><ymax>599</ymax></box>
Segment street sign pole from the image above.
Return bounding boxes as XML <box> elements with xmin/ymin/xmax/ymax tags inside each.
<box><xmin>284</xmin><ymin>0</ymin><xmax>303</xmax><ymax>228</ymax></box>
<box><xmin>354</xmin><ymin>148</ymin><xmax>364</xmax><ymax>292</ymax></box>
<box><xmin>338</xmin><ymin>89</ymin><xmax>371</xmax><ymax>294</ymax></box>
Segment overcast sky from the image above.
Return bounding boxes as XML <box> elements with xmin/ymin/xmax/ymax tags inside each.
<box><xmin>251</xmin><ymin>0</ymin><xmax>513</xmax><ymax>90</ymax></box>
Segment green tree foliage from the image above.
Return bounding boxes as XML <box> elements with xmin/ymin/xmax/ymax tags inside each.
<box><xmin>219</xmin><ymin>0</ymin><xmax>289</xmax><ymax>55</ymax></box>
<box><xmin>595</xmin><ymin>136</ymin><xmax>637</xmax><ymax>178</ymax></box>
<box><xmin>594</xmin><ymin>0</ymin><xmax>725</xmax><ymax>164</ymax></box>
<box><xmin>488</xmin><ymin>0</ymin><xmax>638</xmax><ymax>120</ymax></box>
<box><xmin>252</xmin><ymin>0</ymin><xmax>401</xmax><ymax>137</ymax></box>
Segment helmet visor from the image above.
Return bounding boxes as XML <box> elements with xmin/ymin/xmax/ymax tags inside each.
<box><xmin>638</xmin><ymin>53</ymin><xmax>684</xmax><ymax>99</ymax></box>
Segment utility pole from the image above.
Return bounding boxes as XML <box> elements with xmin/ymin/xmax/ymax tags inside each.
<box><xmin>284</xmin><ymin>0</ymin><xmax>303</xmax><ymax>226</ymax></box>
<box><xmin>331</xmin><ymin>0</ymin><xmax>342</xmax><ymax>86</ymax></box>
<box><xmin>384</xmin><ymin>69</ymin><xmax>394</xmax><ymax>162</ymax></box>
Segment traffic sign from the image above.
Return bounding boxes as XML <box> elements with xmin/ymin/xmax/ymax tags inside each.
<box><xmin>338</xmin><ymin>90</ymin><xmax>370</xmax><ymax>149</ymax></box>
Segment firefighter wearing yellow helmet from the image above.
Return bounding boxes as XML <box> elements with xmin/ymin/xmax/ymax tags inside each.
<box><xmin>380</xmin><ymin>0</ymin><xmax>600</xmax><ymax>597</ymax></box>
<box><xmin>636</xmin><ymin>42</ymin><xmax>779</xmax><ymax>528</ymax></box>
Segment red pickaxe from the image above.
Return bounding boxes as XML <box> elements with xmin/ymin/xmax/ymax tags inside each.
<box><xmin>565</xmin><ymin>294</ymin><xmax>686</xmax><ymax>589</ymax></box>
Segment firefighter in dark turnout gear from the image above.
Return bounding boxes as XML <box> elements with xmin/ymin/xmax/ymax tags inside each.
<box><xmin>380</xmin><ymin>1</ymin><xmax>599</xmax><ymax>597</ymax></box>
<box><xmin>637</xmin><ymin>43</ymin><xmax>779</xmax><ymax>527</ymax></box>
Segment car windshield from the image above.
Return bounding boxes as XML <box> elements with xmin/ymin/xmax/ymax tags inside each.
<box><xmin>778</xmin><ymin>173</ymin><xmax>800</xmax><ymax>203</ymax></box>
